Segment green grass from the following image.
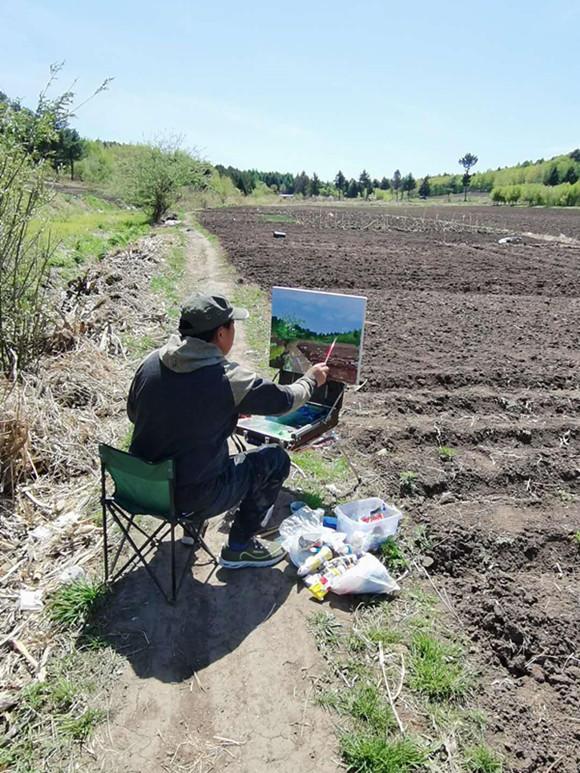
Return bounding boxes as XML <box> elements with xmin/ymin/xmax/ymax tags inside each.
<box><xmin>34</xmin><ymin>192</ymin><xmax>149</xmax><ymax>279</ymax></box>
<box><xmin>48</xmin><ymin>580</ymin><xmax>107</xmax><ymax>628</ymax></box>
<box><xmin>399</xmin><ymin>471</ymin><xmax>418</xmax><ymax>496</ymax></box>
<box><xmin>292</xmin><ymin>450</ymin><xmax>348</xmax><ymax>481</ymax></box>
<box><xmin>572</xmin><ymin>531</ymin><xmax>580</xmax><ymax>545</ymax></box>
<box><xmin>308</xmin><ymin>611</ymin><xmax>343</xmax><ymax>650</ymax></box>
<box><xmin>258</xmin><ymin>213</ymin><xmax>296</xmax><ymax>224</ymax></box>
<box><xmin>295</xmin><ymin>490</ymin><xmax>329</xmax><ymax>509</ymax></box>
<box><xmin>464</xmin><ymin>745</ymin><xmax>503</xmax><ymax>772</ymax></box>
<box><xmin>409</xmin><ymin>632</ymin><xmax>469</xmax><ymax>701</ymax></box>
<box><xmin>58</xmin><ymin>708</ymin><xmax>106</xmax><ymax>741</ymax></box>
<box><xmin>318</xmin><ymin>682</ymin><xmax>395</xmax><ymax>734</ymax></box>
<box><xmin>291</xmin><ymin>449</ymin><xmax>350</xmax><ymax>506</ymax></box>
<box><xmin>438</xmin><ymin>446</ymin><xmax>457</xmax><ymax>462</ymax></box>
<box><xmin>380</xmin><ymin>537</ymin><xmax>408</xmax><ymax>573</ymax></box>
<box><xmin>149</xmin><ymin>228</ymin><xmax>187</xmax><ymax>318</ymax></box>
<box><xmin>230</xmin><ymin>282</ymin><xmax>274</xmax><ymax>372</ymax></box>
<box><xmin>21</xmin><ymin>678</ymin><xmax>77</xmax><ymax>713</ymax></box>
<box><xmin>1</xmin><ymin>648</ymin><xmax>119</xmax><ymax>771</ymax></box>
<box><xmin>340</xmin><ymin>733</ymin><xmax>428</xmax><ymax>772</ymax></box>
<box><xmin>364</xmin><ymin>624</ymin><xmax>404</xmax><ymax>647</ymax></box>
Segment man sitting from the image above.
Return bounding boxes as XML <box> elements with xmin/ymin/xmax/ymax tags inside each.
<box><xmin>127</xmin><ymin>291</ymin><xmax>328</xmax><ymax>569</ymax></box>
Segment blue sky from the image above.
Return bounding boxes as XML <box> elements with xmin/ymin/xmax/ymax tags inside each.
<box><xmin>272</xmin><ymin>288</ymin><xmax>366</xmax><ymax>334</ymax></box>
<box><xmin>1</xmin><ymin>1</ymin><xmax>578</xmax><ymax>180</ymax></box>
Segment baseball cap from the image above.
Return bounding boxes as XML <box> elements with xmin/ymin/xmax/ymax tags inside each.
<box><xmin>179</xmin><ymin>292</ymin><xmax>249</xmax><ymax>335</ymax></box>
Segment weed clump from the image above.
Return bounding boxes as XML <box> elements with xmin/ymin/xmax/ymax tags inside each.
<box><xmin>380</xmin><ymin>537</ymin><xmax>408</xmax><ymax>573</ymax></box>
<box><xmin>307</xmin><ymin>611</ymin><xmax>342</xmax><ymax>650</ymax></box>
<box><xmin>409</xmin><ymin>632</ymin><xmax>469</xmax><ymax>701</ymax></box>
<box><xmin>48</xmin><ymin>579</ymin><xmax>107</xmax><ymax>628</ymax></box>
<box><xmin>399</xmin><ymin>471</ymin><xmax>418</xmax><ymax>496</ymax></box>
<box><xmin>464</xmin><ymin>744</ymin><xmax>503</xmax><ymax>772</ymax></box>
<box><xmin>340</xmin><ymin>732</ymin><xmax>428</xmax><ymax>772</ymax></box>
<box><xmin>438</xmin><ymin>446</ymin><xmax>457</xmax><ymax>461</ymax></box>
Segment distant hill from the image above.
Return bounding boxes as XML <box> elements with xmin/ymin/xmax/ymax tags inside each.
<box><xmin>429</xmin><ymin>150</ymin><xmax>580</xmax><ymax>196</ymax></box>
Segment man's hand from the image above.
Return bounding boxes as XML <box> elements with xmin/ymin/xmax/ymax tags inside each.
<box><xmin>306</xmin><ymin>363</ymin><xmax>330</xmax><ymax>387</ymax></box>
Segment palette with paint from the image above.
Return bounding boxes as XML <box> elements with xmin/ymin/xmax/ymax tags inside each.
<box><xmin>236</xmin><ymin>287</ymin><xmax>367</xmax><ymax>449</ymax></box>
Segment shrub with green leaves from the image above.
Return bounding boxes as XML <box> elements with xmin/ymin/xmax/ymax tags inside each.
<box><xmin>116</xmin><ymin>138</ymin><xmax>208</xmax><ymax>222</ymax></box>
<box><xmin>380</xmin><ymin>537</ymin><xmax>408</xmax><ymax>573</ymax></box>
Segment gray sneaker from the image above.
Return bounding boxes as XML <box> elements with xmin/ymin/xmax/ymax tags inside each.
<box><xmin>219</xmin><ymin>538</ymin><xmax>286</xmax><ymax>569</ymax></box>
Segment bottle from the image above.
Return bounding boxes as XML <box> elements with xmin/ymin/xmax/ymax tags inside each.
<box><xmin>297</xmin><ymin>545</ymin><xmax>333</xmax><ymax>577</ymax></box>
<box><xmin>305</xmin><ymin>555</ymin><xmax>359</xmax><ymax>600</ymax></box>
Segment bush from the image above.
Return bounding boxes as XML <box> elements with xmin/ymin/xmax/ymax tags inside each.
<box><xmin>115</xmin><ymin>138</ymin><xmax>208</xmax><ymax>222</ymax></box>
<box><xmin>0</xmin><ymin>102</ymin><xmax>55</xmax><ymax>373</ymax></box>
<box><xmin>490</xmin><ymin>181</ymin><xmax>580</xmax><ymax>207</ymax></box>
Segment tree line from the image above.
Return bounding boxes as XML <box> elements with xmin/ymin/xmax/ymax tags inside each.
<box><xmin>4</xmin><ymin>84</ymin><xmax>579</xmax><ymax>208</ymax></box>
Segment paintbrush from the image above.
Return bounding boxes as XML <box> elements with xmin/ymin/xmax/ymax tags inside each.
<box><xmin>323</xmin><ymin>337</ymin><xmax>337</xmax><ymax>365</ymax></box>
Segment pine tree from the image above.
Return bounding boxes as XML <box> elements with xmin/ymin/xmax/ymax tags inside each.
<box><xmin>402</xmin><ymin>173</ymin><xmax>416</xmax><ymax>199</ymax></box>
<box><xmin>544</xmin><ymin>165</ymin><xmax>560</xmax><ymax>186</ymax></box>
<box><xmin>458</xmin><ymin>153</ymin><xmax>478</xmax><ymax>201</ymax></box>
<box><xmin>308</xmin><ymin>172</ymin><xmax>321</xmax><ymax>196</ymax></box>
<box><xmin>359</xmin><ymin>169</ymin><xmax>372</xmax><ymax>199</ymax></box>
<box><xmin>418</xmin><ymin>175</ymin><xmax>431</xmax><ymax>199</ymax></box>
<box><xmin>294</xmin><ymin>170</ymin><xmax>310</xmax><ymax>196</ymax></box>
<box><xmin>346</xmin><ymin>178</ymin><xmax>359</xmax><ymax>198</ymax></box>
<box><xmin>379</xmin><ymin>176</ymin><xmax>390</xmax><ymax>190</ymax></box>
<box><xmin>334</xmin><ymin>170</ymin><xmax>346</xmax><ymax>198</ymax></box>
<box><xmin>392</xmin><ymin>169</ymin><xmax>402</xmax><ymax>201</ymax></box>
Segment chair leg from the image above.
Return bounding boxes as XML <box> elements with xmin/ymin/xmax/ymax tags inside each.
<box><xmin>107</xmin><ymin>508</ymin><xmax>172</xmax><ymax>603</ymax></box>
<box><xmin>103</xmin><ymin>501</ymin><xmax>109</xmax><ymax>584</ymax></box>
<box><xmin>180</xmin><ymin>520</ymin><xmax>218</xmax><ymax>564</ymax></box>
<box><xmin>102</xmin><ymin>465</ymin><xmax>109</xmax><ymax>583</ymax></box>
<box><xmin>170</xmin><ymin>523</ymin><xmax>177</xmax><ymax>604</ymax></box>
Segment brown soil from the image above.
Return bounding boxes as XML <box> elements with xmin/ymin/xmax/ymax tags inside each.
<box><xmin>201</xmin><ymin>205</ymin><xmax>580</xmax><ymax>772</ymax></box>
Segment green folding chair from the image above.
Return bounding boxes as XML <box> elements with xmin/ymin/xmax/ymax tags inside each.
<box><xmin>99</xmin><ymin>443</ymin><xmax>217</xmax><ymax>603</ymax></box>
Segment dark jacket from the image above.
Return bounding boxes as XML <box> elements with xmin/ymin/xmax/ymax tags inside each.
<box><xmin>127</xmin><ymin>334</ymin><xmax>315</xmax><ymax>487</ymax></box>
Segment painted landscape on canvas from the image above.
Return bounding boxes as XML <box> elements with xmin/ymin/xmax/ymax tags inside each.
<box><xmin>269</xmin><ymin>287</ymin><xmax>367</xmax><ymax>385</ymax></box>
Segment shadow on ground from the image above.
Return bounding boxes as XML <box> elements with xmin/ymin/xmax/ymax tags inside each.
<box><xmin>97</xmin><ymin>541</ymin><xmax>295</xmax><ymax>684</ymax></box>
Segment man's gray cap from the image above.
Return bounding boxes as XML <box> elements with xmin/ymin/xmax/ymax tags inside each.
<box><xmin>179</xmin><ymin>292</ymin><xmax>249</xmax><ymax>335</ymax></box>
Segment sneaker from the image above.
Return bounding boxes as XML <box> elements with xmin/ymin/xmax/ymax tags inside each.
<box><xmin>219</xmin><ymin>538</ymin><xmax>286</xmax><ymax>569</ymax></box>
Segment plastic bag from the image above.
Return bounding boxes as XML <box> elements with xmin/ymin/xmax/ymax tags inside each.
<box><xmin>335</xmin><ymin>498</ymin><xmax>401</xmax><ymax>552</ymax></box>
<box><xmin>330</xmin><ymin>553</ymin><xmax>399</xmax><ymax>596</ymax></box>
<box><xmin>279</xmin><ymin>506</ymin><xmax>348</xmax><ymax>567</ymax></box>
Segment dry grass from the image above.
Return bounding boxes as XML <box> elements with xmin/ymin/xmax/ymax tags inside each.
<box><xmin>0</xmin><ymin>228</ymin><xmax>185</xmax><ymax>764</ymax></box>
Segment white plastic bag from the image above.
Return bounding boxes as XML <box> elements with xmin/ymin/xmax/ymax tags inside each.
<box><xmin>335</xmin><ymin>498</ymin><xmax>401</xmax><ymax>552</ymax></box>
<box><xmin>330</xmin><ymin>553</ymin><xmax>399</xmax><ymax>596</ymax></box>
<box><xmin>279</xmin><ymin>506</ymin><xmax>347</xmax><ymax>567</ymax></box>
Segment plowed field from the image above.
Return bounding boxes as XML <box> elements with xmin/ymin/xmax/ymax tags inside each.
<box><xmin>201</xmin><ymin>205</ymin><xmax>580</xmax><ymax>772</ymax></box>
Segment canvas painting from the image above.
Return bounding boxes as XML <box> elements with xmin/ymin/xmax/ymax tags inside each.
<box><xmin>269</xmin><ymin>286</ymin><xmax>367</xmax><ymax>385</ymax></box>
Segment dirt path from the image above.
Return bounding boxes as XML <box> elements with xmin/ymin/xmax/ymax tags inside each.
<box><xmin>89</xmin><ymin>223</ymin><xmax>338</xmax><ymax>772</ymax></box>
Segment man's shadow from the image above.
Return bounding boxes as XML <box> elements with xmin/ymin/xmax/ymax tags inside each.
<box><xmin>96</xmin><ymin>541</ymin><xmax>294</xmax><ymax>684</ymax></box>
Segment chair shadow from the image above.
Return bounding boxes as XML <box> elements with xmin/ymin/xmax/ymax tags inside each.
<box><xmin>97</xmin><ymin>542</ymin><xmax>295</xmax><ymax>684</ymax></box>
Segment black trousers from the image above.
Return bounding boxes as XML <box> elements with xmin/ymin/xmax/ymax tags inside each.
<box><xmin>175</xmin><ymin>445</ymin><xmax>291</xmax><ymax>544</ymax></box>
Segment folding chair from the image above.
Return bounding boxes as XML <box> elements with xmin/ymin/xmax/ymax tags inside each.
<box><xmin>99</xmin><ymin>443</ymin><xmax>217</xmax><ymax>603</ymax></box>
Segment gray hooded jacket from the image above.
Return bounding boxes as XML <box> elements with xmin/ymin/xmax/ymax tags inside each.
<box><xmin>127</xmin><ymin>335</ymin><xmax>315</xmax><ymax>488</ymax></box>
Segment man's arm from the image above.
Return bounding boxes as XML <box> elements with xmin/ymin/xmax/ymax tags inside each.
<box><xmin>226</xmin><ymin>362</ymin><xmax>329</xmax><ymax>416</ymax></box>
